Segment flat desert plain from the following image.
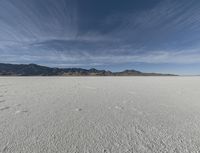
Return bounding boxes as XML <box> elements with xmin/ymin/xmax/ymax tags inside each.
<box><xmin>0</xmin><ymin>77</ymin><xmax>200</xmax><ymax>153</ymax></box>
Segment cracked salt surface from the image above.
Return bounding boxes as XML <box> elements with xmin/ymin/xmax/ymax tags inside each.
<box><xmin>0</xmin><ymin>77</ymin><xmax>200</xmax><ymax>153</ymax></box>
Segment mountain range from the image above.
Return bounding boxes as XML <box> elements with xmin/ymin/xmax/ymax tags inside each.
<box><xmin>0</xmin><ymin>63</ymin><xmax>177</xmax><ymax>76</ymax></box>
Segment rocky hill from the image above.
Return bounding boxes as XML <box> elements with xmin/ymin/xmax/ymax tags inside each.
<box><xmin>0</xmin><ymin>63</ymin><xmax>177</xmax><ymax>76</ymax></box>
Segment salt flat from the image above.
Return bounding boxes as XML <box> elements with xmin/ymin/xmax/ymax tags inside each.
<box><xmin>0</xmin><ymin>77</ymin><xmax>200</xmax><ymax>153</ymax></box>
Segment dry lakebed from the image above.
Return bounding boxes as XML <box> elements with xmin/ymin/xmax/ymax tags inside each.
<box><xmin>0</xmin><ymin>77</ymin><xmax>200</xmax><ymax>153</ymax></box>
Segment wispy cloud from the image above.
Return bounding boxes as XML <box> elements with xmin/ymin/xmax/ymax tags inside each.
<box><xmin>0</xmin><ymin>0</ymin><xmax>200</xmax><ymax>73</ymax></box>
<box><xmin>0</xmin><ymin>0</ymin><xmax>78</xmax><ymax>42</ymax></box>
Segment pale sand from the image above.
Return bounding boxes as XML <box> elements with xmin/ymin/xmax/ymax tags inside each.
<box><xmin>0</xmin><ymin>77</ymin><xmax>200</xmax><ymax>153</ymax></box>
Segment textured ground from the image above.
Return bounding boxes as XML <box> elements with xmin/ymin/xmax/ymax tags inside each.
<box><xmin>0</xmin><ymin>77</ymin><xmax>200</xmax><ymax>153</ymax></box>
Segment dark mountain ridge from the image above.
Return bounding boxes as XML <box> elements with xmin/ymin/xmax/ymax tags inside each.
<box><xmin>0</xmin><ymin>63</ymin><xmax>177</xmax><ymax>76</ymax></box>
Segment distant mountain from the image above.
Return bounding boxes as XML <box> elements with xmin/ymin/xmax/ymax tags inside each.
<box><xmin>0</xmin><ymin>63</ymin><xmax>177</xmax><ymax>76</ymax></box>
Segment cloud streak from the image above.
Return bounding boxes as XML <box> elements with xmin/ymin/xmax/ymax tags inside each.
<box><xmin>0</xmin><ymin>0</ymin><xmax>200</xmax><ymax>73</ymax></box>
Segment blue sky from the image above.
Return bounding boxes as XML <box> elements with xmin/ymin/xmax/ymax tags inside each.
<box><xmin>0</xmin><ymin>0</ymin><xmax>200</xmax><ymax>74</ymax></box>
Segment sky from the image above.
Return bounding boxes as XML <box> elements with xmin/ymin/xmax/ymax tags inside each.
<box><xmin>0</xmin><ymin>0</ymin><xmax>200</xmax><ymax>75</ymax></box>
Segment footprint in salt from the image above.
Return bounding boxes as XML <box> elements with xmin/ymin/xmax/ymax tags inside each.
<box><xmin>103</xmin><ymin>148</ymin><xmax>111</xmax><ymax>153</ymax></box>
<box><xmin>15</xmin><ymin>110</ymin><xmax>28</xmax><ymax>114</ymax></box>
<box><xmin>115</xmin><ymin>106</ymin><xmax>123</xmax><ymax>110</ymax></box>
<box><xmin>0</xmin><ymin>100</ymin><xmax>5</xmax><ymax>103</ymax></box>
<box><xmin>75</xmin><ymin>108</ymin><xmax>82</xmax><ymax>112</ymax></box>
<box><xmin>0</xmin><ymin>106</ymin><xmax>10</xmax><ymax>111</ymax></box>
